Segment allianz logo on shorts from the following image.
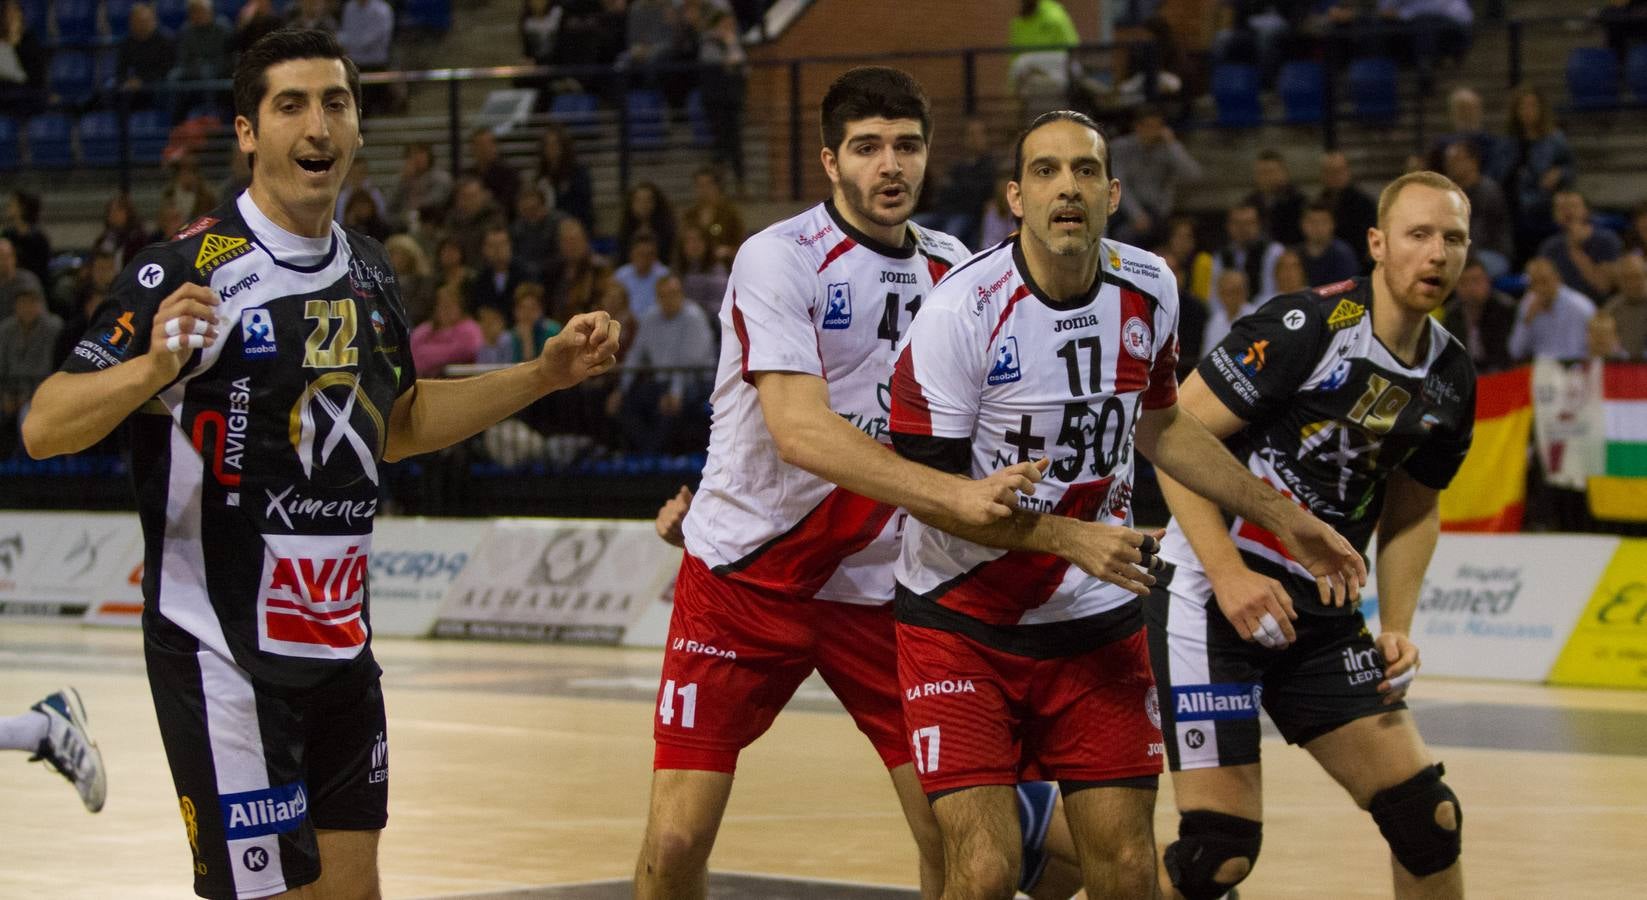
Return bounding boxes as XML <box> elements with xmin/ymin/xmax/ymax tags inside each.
<box><xmin>219</xmin><ymin>781</ymin><xmax>307</xmax><ymax>840</ymax></box>
<box><xmin>1172</xmin><ymin>683</ymin><xmax>1262</xmax><ymax>722</ymax></box>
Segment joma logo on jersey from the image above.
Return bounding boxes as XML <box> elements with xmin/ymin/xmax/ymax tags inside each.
<box><xmin>219</xmin><ymin>782</ymin><xmax>307</xmax><ymax>840</ymax></box>
<box><xmin>880</xmin><ymin>271</ymin><xmax>918</xmax><ymax>284</ymax></box>
<box><xmin>1054</xmin><ymin>314</ymin><xmax>1099</xmax><ymax>333</ymax></box>
<box><xmin>823</xmin><ymin>283</ymin><xmax>852</xmax><ymax>329</ymax></box>
<box><xmin>987</xmin><ymin>336</ymin><xmax>1022</xmax><ymax>385</ymax></box>
<box><xmin>195</xmin><ymin>233</ymin><xmax>252</xmax><ymax>274</ymax></box>
<box><xmin>1172</xmin><ymin>683</ymin><xmax>1262</xmax><ymax>721</ymax></box>
<box><xmin>241</xmin><ymin>309</ymin><xmax>277</xmax><ymax>357</ymax></box>
<box><xmin>905</xmin><ymin>679</ymin><xmax>976</xmax><ymax>701</ymax></box>
<box><xmin>266</xmin><ymin>544</ymin><xmax>368</xmax><ymax>605</ymax></box>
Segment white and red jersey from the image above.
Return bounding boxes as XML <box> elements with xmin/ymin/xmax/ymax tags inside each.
<box><xmin>890</xmin><ymin>237</ymin><xmax>1180</xmax><ymax>642</ymax></box>
<box><xmin>681</xmin><ymin>200</ymin><xmax>967</xmax><ymax>605</ymax></box>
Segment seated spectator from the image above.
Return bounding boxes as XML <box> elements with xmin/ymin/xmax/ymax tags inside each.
<box><xmin>534</xmin><ymin>125</ymin><xmax>595</xmax><ymax>230</ymax></box>
<box><xmin>1110</xmin><ymin>108</ymin><xmax>1200</xmax><ymax>248</ymax></box>
<box><xmin>0</xmin><ymin>286</ymin><xmax>62</xmax><ymax>443</ymax></box>
<box><xmin>520</xmin><ymin>0</ymin><xmax>562</xmax><ymax>66</ymax></box>
<box><xmin>555</xmin><ymin>0</ymin><xmax>626</xmax><ymax>73</ymax></box>
<box><xmin>1204</xmin><ymin>268</ymin><xmax>1260</xmax><ymax>355</ymax></box>
<box><xmin>1317</xmin><ymin>151</ymin><xmax>1378</xmax><ymax>266</ymax></box>
<box><xmin>63</xmin><ymin>250</ymin><xmax>117</xmax><ymax>319</ymax></box>
<box><xmin>917</xmin><ymin>117</ymin><xmax>997</xmax><ymax>250</ymax></box>
<box><xmin>1589</xmin><ymin>310</ymin><xmax>1626</xmax><ymax>360</ymax></box>
<box><xmin>0</xmin><ymin>0</ymin><xmax>47</xmax><ymax>115</ymax></box>
<box><xmin>219</xmin><ymin>149</ymin><xmax>251</xmax><ymax>203</ymax></box>
<box><xmin>1008</xmin><ymin>0</ymin><xmax>1079</xmax><ymax>112</ymax></box>
<box><xmin>683</xmin><ymin>167</ymin><xmax>745</xmax><ymax>264</ymax></box>
<box><xmin>697</xmin><ymin>8</ymin><xmax>748</xmax><ymax>185</ymax></box>
<box><xmin>149</xmin><ymin>200</ymin><xmax>184</xmax><ymax>243</ymax></box>
<box><xmin>510</xmin><ymin>186</ymin><xmax>562</xmax><ymax>283</ymax></box>
<box><xmin>287</xmin><ymin>0</ymin><xmax>338</xmax><ymax>31</ymax></box>
<box><xmin>2</xmin><ymin>192</ymin><xmax>48</xmax><ymax>286</ymax></box>
<box><xmin>1442</xmin><ymin>139</ymin><xmax>1512</xmax><ymax>276</ymax></box>
<box><xmin>162</xmin><ymin>155</ymin><xmax>218</xmax><ymax>221</ymax></box>
<box><xmin>1246</xmin><ymin>149</ymin><xmax>1305</xmax><ymax>246</ymax></box>
<box><xmin>390</xmin><ymin>143</ymin><xmax>453</xmax><ymax>231</ymax></box>
<box><xmin>1426</xmin><ymin>86</ymin><xmax>1506</xmax><ymax>174</ymax></box>
<box><xmin>623</xmin><ymin>0</ymin><xmax>676</xmax><ymax>73</ymax></box>
<box><xmin>979</xmin><ymin>177</ymin><xmax>1016</xmax><ymax>250</ymax></box>
<box><xmin>1599</xmin><ymin>0</ymin><xmax>1647</xmax><ymax>63</ymax></box>
<box><xmin>614</xmin><ymin>231</ymin><xmax>670</xmax><ymax>319</ymax></box>
<box><xmin>445</xmin><ymin>177</ymin><xmax>507</xmax><ymax>266</ymax></box>
<box><xmin>233</xmin><ymin>0</ymin><xmax>284</xmax><ymax>57</ymax></box>
<box><xmin>1497</xmin><ymin>84</ymin><xmax>1573</xmax><ymax>257</ymax></box>
<box><xmin>55</xmin><ymin>277</ymin><xmax>108</xmax><ymax>368</ymax></box>
<box><xmin>410</xmin><ymin>284</ymin><xmax>484</xmax><ymax>375</ymax></box>
<box><xmin>508</xmin><ymin>281</ymin><xmax>561</xmax><ymax>362</ymax></box>
<box><xmin>1377</xmin><ymin>0</ymin><xmax>1472</xmax><ymax>68</ymax></box>
<box><xmin>467</xmin><ymin>128</ymin><xmax>521</xmax><ymax>219</ymax></box>
<box><xmin>1509</xmin><ymin>257</ymin><xmax>1596</xmax><ymax>361</ymax></box>
<box><xmin>598</xmin><ymin>278</ymin><xmax>637</xmax><ymax>362</ymax></box>
<box><xmin>1538</xmin><ymin>190</ymin><xmax>1623</xmax><ymax>302</ymax></box>
<box><xmin>337</xmin><ymin>0</ymin><xmax>392</xmax><ymax>71</ymax></box>
<box><xmin>117</xmin><ymin>4</ymin><xmax>176</xmax><ymax>110</ymax></box>
<box><xmin>336</xmin><ymin>158</ymin><xmax>388</xmax><ymax>224</ymax></box>
<box><xmin>1295</xmin><ymin>201</ymin><xmax>1361</xmax><ymax>287</ymax></box>
<box><xmin>173</xmin><ymin>0</ymin><xmax>232</xmax><ymax>116</ymax></box>
<box><xmin>474</xmin><ymin>306</ymin><xmax>514</xmax><ymax>365</ymax></box>
<box><xmin>92</xmin><ymin>193</ymin><xmax>150</xmax><ymax>269</ymax></box>
<box><xmin>606</xmin><ymin>273</ymin><xmax>716</xmax><ymax>454</ymax></box>
<box><xmin>675</xmin><ymin>223</ymin><xmax>728</xmax><ymax>324</ymax></box>
<box><xmin>342</xmin><ymin>191</ymin><xmax>390</xmax><ymax>242</ymax></box>
<box><xmin>1442</xmin><ymin>257</ymin><xmax>1517</xmax><ymax>372</ymax></box>
<box><xmin>384</xmin><ymin>234</ymin><xmax>435</xmax><ymax>325</ymax></box>
<box><xmin>470</xmin><ymin>226</ymin><xmax>530</xmax><ymax>321</ymax></box>
<box><xmin>434</xmin><ymin>236</ymin><xmax>474</xmax><ymax>297</ymax></box>
<box><xmin>619</xmin><ymin>182</ymin><xmax>677</xmax><ymax>267</ymax></box>
<box><xmin>0</xmin><ymin>237</ymin><xmax>44</xmax><ymax>324</ymax></box>
<box><xmin>1211</xmin><ymin>203</ymin><xmax>1284</xmax><ymax>302</ymax></box>
<box><xmin>1210</xmin><ymin>1</ymin><xmax>1309</xmax><ymax>86</ymax></box>
<box><xmin>1271</xmin><ymin>248</ymin><xmax>1308</xmax><ymax>298</ymax></box>
<box><xmin>1162</xmin><ymin>215</ymin><xmax>1213</xmax><ymax>303</ymax></box>
<box><xmin>547</xmin><ymin>217</ymin><xmax>611</xmax><ymax>320</ymax></box>
<box><xmin>1603</xmin><ymin>252</ymin><xmax>1647</xmax><ymax>358</ymax></box>
<box><xmin>1627</xmin><ymin>201</ymin><xmax>1647</xmax><ymax>256</ymax></box>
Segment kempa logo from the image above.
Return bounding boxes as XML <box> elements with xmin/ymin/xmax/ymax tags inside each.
<box><xmin>290</xmin><ymin>372</ymin><xmax>383</xmax><ymax>486</ymax></box>
<box><xmin>195</xmin><ymin>233</ymin><xmax>252</xmax><ymax>273</ymax></box>
<box><xmin>219</xmin><ymin>272</ymin><xmax>260</xmax><ymax>301</ymax></box>
<box><xmin>905</xmin><ymin>679</ymin><xmax>976</xmax><ymax>701</ymax></box>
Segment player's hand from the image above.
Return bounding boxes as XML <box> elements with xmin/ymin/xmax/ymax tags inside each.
<box><xmin>1376</xmin><ymin>630</ymin><xmax>1420</xmax><ymax>704</ymax></box>
<box><xmin>949</xmin><ymin>457</ymin><xmax>1048</xmax><ymax>526</ymax></box>
<box><xmin>1069</xmin><ymin>524</ymin><xmax>1163</xmax><ymax>596</ymax></box>
<box><xmin>1210</xmin><ymin>565</ymin><xmax>1296</xmax><ymax>648</ymax></box>
<box><xmin>1276</xmin><ymin>507</ymin><xmax>1365</xmax><ymax>607</ymax></box>
<box><xmin>539</xmin><ymin>310</ymin><xmax>620</xmax><ymax>391</ymax></box>
<box><xmin>146</xmin><ymin>284</ymin><xmax>221</xmax><ymax>379</ymax></box>
<box><xmin>655</xmin><ymin>485</ymin><xmax>692</xmax><ymax>548</ymax></box>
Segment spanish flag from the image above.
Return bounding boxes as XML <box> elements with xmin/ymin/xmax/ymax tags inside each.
<box><xmin>1587</xmin><ymin>362</ymin><xmax>1647</xmax><ymax>522</ymax></box>
<box><xmin>1440</xmin><ymin>366</ymin><xmax>1532</xmax><ymax>531</ymax></box>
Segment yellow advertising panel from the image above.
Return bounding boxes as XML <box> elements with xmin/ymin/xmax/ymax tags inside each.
<box><xmin>1549</xmin><ymin>540</ymin><xmax>1647</xmax><ymax>688</ymax></box>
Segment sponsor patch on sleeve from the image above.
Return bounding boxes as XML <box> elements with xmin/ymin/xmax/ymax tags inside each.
<box><xmin>195</xmin><ymin>233</ymin><xmax>252</xmax><ymax>274</ymax></box>
<box><xmin>1326</xmin><ymin>298</ymin><xmax>1366</xmax><ymax>331</ymax></box>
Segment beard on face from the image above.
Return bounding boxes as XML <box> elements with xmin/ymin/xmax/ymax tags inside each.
<box><xmin>840</xmin><ymin>172</ymin><xmax>920</xmax><ymax>230</ymax></box>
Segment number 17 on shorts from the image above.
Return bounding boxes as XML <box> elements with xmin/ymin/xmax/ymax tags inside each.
<box><xmin>910</xmin><ymin>726</ymin><xmax>940</xmax><ymax>774</ymax></box>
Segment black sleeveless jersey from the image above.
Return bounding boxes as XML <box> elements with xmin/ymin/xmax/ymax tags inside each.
<box><xmin>61</xmin><ymin>198</ymin><xmax>416</xmax><ymax>686</ymax></box>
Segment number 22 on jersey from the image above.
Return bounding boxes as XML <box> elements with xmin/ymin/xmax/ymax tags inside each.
<box><xmin>304</xmin><ymin>298</ymin><xmax>359</xmax><ymax>369</ymax></box>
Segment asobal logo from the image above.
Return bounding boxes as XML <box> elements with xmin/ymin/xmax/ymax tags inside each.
<box><xmin>219</xmin><ymin>782</ymin><xmax>308</xmax><ymax>839</ymax></box>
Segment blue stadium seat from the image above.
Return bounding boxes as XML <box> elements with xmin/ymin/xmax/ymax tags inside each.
<box><xmin>685</xmin><ymin>89</ymin><xmax>712</xmax><ymax>146</ymax></box>
<box><xmin>93</xmin><ymin>46</ymin><xmax>118</xmax><ymax>91</ymax></box>
<box><xmin>78</xmin><ymin>110</ymin><xmax>123</xmax><ymax>166</ymax></box>
<box><xmin>548</xmin><ymin>91</ymin><xmax>600</xmax><ymax>133</ymax></box>
<box><xmin>1346</xmin><ymin>57</ymin><xmax>1398</xmax><ymax>121</ymax></box>
<box><xmin>155</xmin><ymin>0</ymin><xmax>189</xmax><ymax>32</ymax></box>
<box><xmin>1567</xmin><ymin>47</ymin><xmax>1621</xmax><ymax>110</ymax></box>
<box><xmin>0</xmin><ymin>116</ymin><xmax>18</xmax><ymax>172</ymax></box>
<box><xmin>212</xmin><ymin>0</ymin><xmax>239</xmax><ymax>24</ymax></box>
<box><xmin>53</xmin><ymin>0</ymin><xmax>100</xmax><ymax>44</ymax></box>
<box><xmin>1628</xmin><ymin>45</ymin><xmax>1647</xmax><ymax>104</ymax></box>
<box><xmin>625</xmin><ymin>89</ymin><xmax>667</xmax><ymax>150</ymax></box>
<box><xmin>49</xmin><ymin>50</ymin><xmax>97</xmax><ymax>105</ymax></box>
<box><xmin>1493</xmin><ymin>272</ymin><xmax>1528</xmax><ymax>296</ymax></box>
<box><xmin>1277</xmin><ymin>60</ymin><xmax>1324</xmax><ymax>124</ymax></box>
<box><xmin>402</xmin><ymin>0</ymin><xmax>451</xmax><ymax>32</ymax></box>
<box><xmin>18</xmin><ymin>0</ymin><xmax>47</xmax><ymax>36</ymax></box>
<box><xmin>105</xmin><ymin>0</ymin><xmax>137</xmax><ymax>38</ymax></box>
<box><xmin>1211</xmin><ymin>64</ymin><xmax>1262</xmax><ymax>127</ymax></box>
<box><xmin>129</xmin><ymin>108</ymin><xmax>170</xmax><ymax>163</ymax></box>
<box><xmin>25</xmin><ymin>113</ymin><xmax>74</xmax><ymax>169</ymax></box>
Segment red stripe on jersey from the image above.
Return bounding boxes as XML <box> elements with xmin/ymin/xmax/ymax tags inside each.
<box><xmin>923</xmin><ymin>254</ymin><xmax>951</xmax><ymax>285</ymax></box>
<box><xmin>817</xmin><ymin>238</ymin><xmax>858</xmax><ymax>274</ymax></box>
<box><xmin>718</xmin><ymin>484</ymin><xmax>897</xmax><ymax>596</ymax></box>
<box><xmin>932</xmin><ymin>478</ymin><xmax>1115</xmax><ymax>624</ymax></box>
<box><xmin>1143</xmin><ymin>334</ymin><xmax>1180</xmax><ymax>409</ymax></box>
<box><xmin>987</xmin><ymin>284</ymin><xmax>1034</xmax><ymax>348</ymax></box>
<box><xmin>265</xmin><ymin>608</ymin><xmax>366</xmax><ymax>648</ymax></box>
<box><xmin>1114</xmin><ymin>288</ymin><xmax>1152</xmax><ymax>394</ymax></box>
<box><xmin>265</xmin><ymin>598</ymin><xmax>363</xmax><ymax>621</ymax></box>
<box><xmin>731</xmin><ymin>290</ymin><xmax>754</xmax><ymax>385</ymax></box>
<box><xmin>890</xmin><ymin>344</ymin><xmax>933</xmax><ymax>435</ymax></box>
<box><xmin>1235</xmin><ymin>519</ymin><xmax>1295</xmax><ymax>562</ymax></box>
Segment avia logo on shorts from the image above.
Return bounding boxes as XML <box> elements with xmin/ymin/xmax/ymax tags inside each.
<box><xmin>369</xmin><ymin>731</ymin><xmax>388</xmax><ymax>784</ymax></box>
<box><xmin>823</xmin><ymin>283</ymin><xmax>852</xmax><ymax>329</ymax></box>
<box><xmin>241</xmin><ymin>308</ymin><xmax>277</xmax><ymax>357</ymax></box>
<box><xmin>219</xmin><ymin>782</ymin><xmax>308</xmax><ymax>840</ymax></box>
<box><xmin>1342</xmin><ymin>646</ymin><xmax>1383</xmax><ymax>685</ymax></box>
<box><xmin>1172</xmin><ymin>683</ymin><xmax>1263</xmax><ymax>721</ymax></box>
<box><xmin>905</xmin><ymin>679</ymin><xmax>976</xmax><ymax>701</ymax></box>
<box><xmin>987</xmin><ymin>336</ymin><xmax>1022</xmax><ymax>385</ymax></box>
<box><xmin>671</xmin><ymin>637</ymin><xmax>736</xmax><ymax>659</ymax></box>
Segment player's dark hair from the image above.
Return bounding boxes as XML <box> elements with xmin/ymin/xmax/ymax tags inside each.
<box><xmin>1012</xmin><ymin>109</ymin><xmax>1108</xmax><ymax>181</ymax></box>
<box><xmin>820</xmin><ymin>66</ymin><xmax>931</xmax><ymax>152</ymax></box>
<box><xmin>233</xmin><ymin>28</ymin><xmax>362</xmax><ymax>128</ymax></box>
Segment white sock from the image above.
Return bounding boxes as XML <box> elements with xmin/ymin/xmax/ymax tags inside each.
<box><xmin>0</xmin><ymin>711</ymin><xmax>50</xmax><ymax>752</ymax></box>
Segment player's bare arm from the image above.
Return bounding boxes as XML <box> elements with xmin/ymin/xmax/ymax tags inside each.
<box><xmin>22</xmin><ymin>283</ymin><xmax>221</xmax><ymax>459</ymax></box>
<box><xmin>755</xmin><ymin>371</ymin><xmax>1043</xmax><ymax>526</ymax></box>
<box><xmin>1136</xmin><ymin>383</ymin><xmax>1367</xmax><ymax>607</ymax></box>
<box><xmin>1370</xmin><ymin>470</ymin><xmax>1441</xmax><ymax>703</ymax></box>
<box><xmin>916</xmin><ymin>499</ymin><xmax>1163</xmax><ymax>597</ymax></box>
<box><xmin>384</xmin><ymin>311</ymin><xmax>619</xmax><ymax>461</ymax></box>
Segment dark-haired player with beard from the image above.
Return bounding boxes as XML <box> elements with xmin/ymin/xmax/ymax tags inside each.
<box><xmin>24</xmin><ymin>29</ymin><xmax>619</xmax><ymax>899</ymax></box>
<box><xmin>1147</xmin><ymin>171</ymin><xmax>1473</xmax><ymax>900</ymax></box>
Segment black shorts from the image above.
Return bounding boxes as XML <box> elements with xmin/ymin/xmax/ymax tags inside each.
<box><xmin>1143</xmin><ymin>562</ymin><xmax>1404</xmax><ymax>772</ymax></box>
<box><xmin>145</xmin><ymin>625</ymin><xmax>388</xmax><ymax>900</ymax></box>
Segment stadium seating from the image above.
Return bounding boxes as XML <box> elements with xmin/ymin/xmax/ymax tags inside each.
<box><xmin>625</xmin><ymin>89</ymin><xmax>667</xmax><ymax>151</ymax></box>
<box><xmin>0</xmin><ymin>116</ymin><xmax>18</xmax><ymax>172</ymax></box>
<box><xmin>105</xmin><ymin>0</ymin><xmax>136</xmax><ymax>38</ymax></box>
<box><xmin>78</xmin><ymin>110</ymin><xmax>123</xmax><ymax>166</ymax></box>
<box><xmin>18</xmin><ymin>0</ymin><xmax>47</xmax><ymax>37</ymax></box>
<box><xmin>24</xmin><ymin>113</ymin><xmax>74</xmax><ymax>169</ymax></box>
<box><xmin>1346</xmin><ymin>57</ymin><xmax>1399</xmax><ymax>121</ymax></box>
<box><xmin>686</xmin><ymin>90</ymin><xmax>713</xmax><ymax>147</ymax></box>
<box><xmin>1277</xmin><ymin>60</ymin><xmax>1325</xmax><ymax>125</ymax></box>
<box><xmin>155</xmin><ymin>0</ymin><xmax>189</xmax><ymax>33</ymax></box>
<box><xmin>402</xmin><ymin>0</ymin><xmax>452</xmax><ymax>33</ymax></box>
<box><xmin>1211</xmin><ymin>63</ymin><xmax>1262</xmax><ymax>127</ymax></box>
<box><xmin>549</xmin><ymin>91</ymin><xmax>601</xmax><ymax>134</ymax></box>
<box><xmin>53</xmin><ymin>0</ymin><xmax>100</xmax><ymax>45</ymax></box>
<box><xmin>48</xmin><ymin>50</ymin><xmax>98</xmax><ymax>106</ymax></box>
<box><xmin>128</xmin><ymin>109</ymin><xmax>170</xmax><ymax>164</ymax></box>
<box><xmin>1629</xmin><ymin>46</ymin><xmax>1647</xmax><ymax>105</ymax></box>
<box><xmin>1567</xmin><ymin>47</ymin><xmax>1621</xmax><ymax>110</ymax></box>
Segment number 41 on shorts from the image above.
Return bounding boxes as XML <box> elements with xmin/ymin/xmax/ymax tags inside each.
<box><xmin>659</xmin><ymin>680</ymin><xmax>698</xmax><ymax>728</ymax></box>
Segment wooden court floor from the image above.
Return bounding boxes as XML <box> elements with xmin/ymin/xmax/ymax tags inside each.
<box><xmin>1</xmin><ymin>621</ymin><xmax>1645</xmax><ymax>899</ymax></box>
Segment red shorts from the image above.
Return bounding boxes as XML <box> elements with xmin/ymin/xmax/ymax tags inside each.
<box><xmin>896</xmin><ymin>622</ymin><xmax>1164</xmax><ymax>795</ymax></box>
<box><xmin>652</xmin><ymin>554</ymin><xmax>909</xmax><ymax>773</ymax></box>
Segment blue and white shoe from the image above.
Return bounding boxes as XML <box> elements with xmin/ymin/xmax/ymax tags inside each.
<box><xmin>30</xmin><ymin>687</ymin><xmax>106</xmax><ymax>813</ymax></box>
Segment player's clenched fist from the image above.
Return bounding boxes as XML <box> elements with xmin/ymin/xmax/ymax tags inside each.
<box><xmin>949</xmin><ymin>458</ymin><xmax>1048</xmax><ymax>526</ymax></box>
<box><xmin>1068</xmin><ymin>525</ymin><xmax>1163</xmax><ymax>597</ymax></box>
<box><xmin>539</xmin><ymin>310</ymin><xmax>621</xmax><ymax>390</ymax></box>
<box><xmin>147</xmin><ymin>284</ymin><xmax>221</xmax><ymax>377</ymax></box>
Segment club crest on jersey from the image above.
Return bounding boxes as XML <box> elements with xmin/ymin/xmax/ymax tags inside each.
<box><xmin>823</xmin><ymin>282</ymin><xmax>852</xmax><ymax>329</ymax></box>
<box><xmin>241</xmin><ymin>308</ymin><xmax>278</xmax><ymax>357</ymax></box>
<box><xmin>1327</xmin><ymin>298</ymin><xmax>1366</xmax><ymax>330</ymax></box>
<box><xmin>1237</xmin><ymin>340</ymin><xmax>1268</xmax><ymax>377</ymax></box>
<box><xmin>195</xmin><ymin>233</ymin><xmax>252</xmax><ymax>274</ymax></box>
<box><xmin>1320</xmin><ymin>358</ymin><xmax>1351</xmax><ymax>391</ymax></box>
<box><xmin>1122</xmin><ymin>316</ymin><xmax>1152</xmax><ymax>360</ymax></box>
<box><xmin>987</xmin><ymin>336</ymin><xmax>1022</xmax><ymax>385</ymax></box>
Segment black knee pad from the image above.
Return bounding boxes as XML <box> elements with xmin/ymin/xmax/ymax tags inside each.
<box><xmin>1163</xmin><ymin>810</ymin><xmax>1263</xmax><ymax>900</ymax></box>
<box><xmin>1368</xmin><ymin>763</ymin><xmax>1462</xmax><ymax>877</ymax></box>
